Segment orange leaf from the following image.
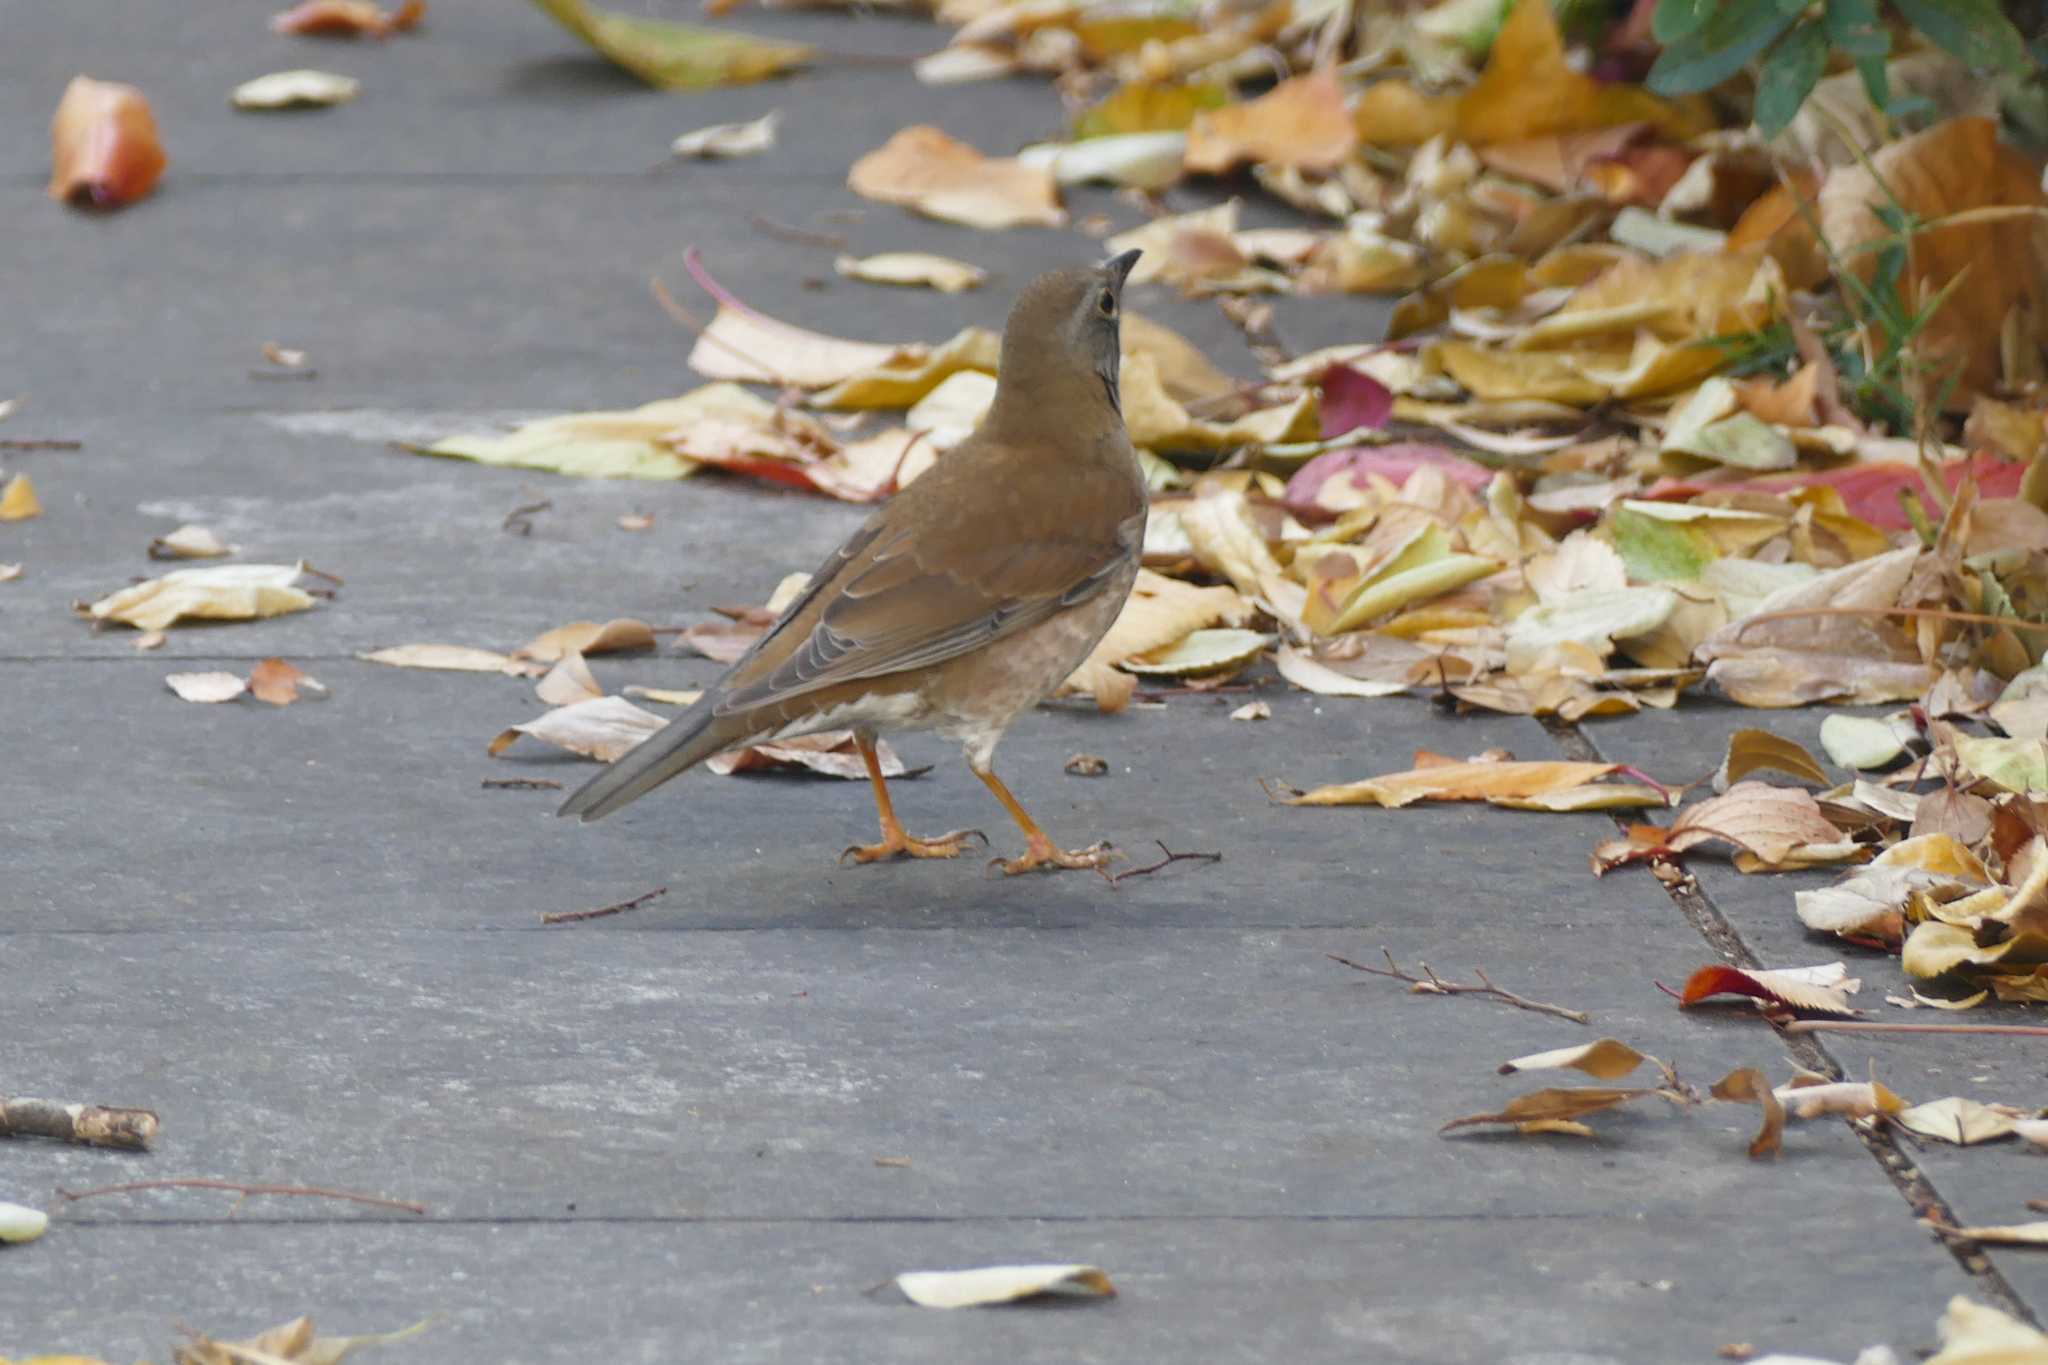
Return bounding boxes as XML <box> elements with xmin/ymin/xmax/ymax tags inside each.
<box><xmin>848</xmin><ymin>126</ymin><xmax>1062</xmax><ymax>231</ymax></box>
<box><xmin>248</xmin><ymin>658</ymin><xmax>323</xmax><ymax>706</ymax></box>
<box><xmin>1186</xmin><ymin>69</ymin><xmax>1357</xmax><ymax>175</ymax></box>
<box><xmin>270</xmin><ymin>0</ymin><xmax>425</xmax><ymax>37</ymax></box>
<box><xmin>1679</xmin><ymin>963</ymin><xmax>1861</xmax><ymax>1017</ymax></box>
<box><xmin>1455</xmin><ymin>0</ymin><xmax>1711</xmax><ymax>146</ymax></box>
<box><xmin>1285</xmin><ymin>758</ymin><xmax>1631</xmax><ymax>808</ymax></box>
<box><xmin>48</xmin><ymin>76</ymin><xmax>165</xmax><ymax>210</ymax></box>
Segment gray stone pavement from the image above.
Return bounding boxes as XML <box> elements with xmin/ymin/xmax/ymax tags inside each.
<box><xmin>2</xmin><ymin>2</ymin><xmax>2042</xmax><ymax>1360</ymax></box>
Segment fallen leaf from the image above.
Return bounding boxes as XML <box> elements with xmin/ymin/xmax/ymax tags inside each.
<box><xmin>534</xmin><ymin>651</ymin><xmax>603</xmax><ymax>706</ymax></box>
<box><xmin>1060</xmin><ymin>568</ymin><xmax>1247</xmax><ymax>711</ymax></box>
<box><xmin>166</xmin><ymin>671</ymin><xmax>249</xmax><ymax>704</ymax></box>
<box><xmin>834</xmin><ymin>252</ymin><xmax>986</xmax><ymax>294</ymax></box>
<box><xmin>1819</xmin><ymin>713</ymin><xmax>1911</xmax><ymax>770</ymax></box>
<box><xmin>358</xmin><ymin>643</ymin><xmax>526</xmax><ymax>673</ymax></box>
<box><xmin>490</xmin><ymin>695</ymin><xmax>666</xmax><ymax>763</ymax></box>
<box><xmin>174</xmin><ymin>1313</ymin><xmax>430</xmax><ymax>1365</ymax></box>
<box><xmin>811</xmin><ymin>326</ymin><xmax>1002</xmax><ymax>409</ymax></box>
<box><xmin>1927</xmin><ymin>1296</ymin><xmax>2048</xmax><ymax>1363</ymax></box>
<box><xmin>688</xmin><ymin>296</ymin><xmax>912</xmax><ymax>389</ymax></box>
<box><xmin>0</xmin><ymin>1201</ymin><xmax>48</xmax><ymax>1245</ymax></box>
<box><xmin>514</xmin><ymin>618</ymin><xmax>656</xmax><ymax>663</ymax></box>
<box><xmin>670</xmin><ymin>110</ymin><xmax>778</xmax><ymax>159</ymax></box>
<box><xmin>1122</xmin><ymin>627</ymin><xmax>1269</xmax><ymax>678</ymax></box>
<box><xmin>1497</xmin><ymin>1039</ymin><xmax>1646</xmax><ymax>1081</ymax></box>
<box><xmin>1121</xmin><ymin>355</ymin><xmax>1317</xmax><ymax>454</ymax></box>
<box><xmin>248</xmin><ymin>658</ymin><xmax>325</xmax><ymax>705</ymax></box>
<box><xmin>1952</xmin><ymin>735</ymin><xmax>2048</xmax><ymax>795</ymax></box>
<box><xmin>87</xmin><ymin>563</ymin><xmax>317</xmax><ymax>632</ymax></box>
<box><xmin>148</xmin><ymin>524</ymin><xmax>236</xmax><ymax>559</ymax></box>
<box><xmin>231</xmin><ymin>70</ymin><xmax>361</xmax><ymax>109</ymax></box>
<box><xmin>1795</xmin><ymin>834</ymin><xmax>1989</xmax><ymax>946</ymax></box>
<box><xmin>1679</xmin><ymin>962</ymin><xmax>1862</xmax><ymax>1017</ymax></box>
<box><xmin>48</xmin><ymin>76</ymin><xmax>165</xmax><ymax>209</ymax></box>
<box><xmin>705</xmin><ymin>730</ymin><xmax>917</xmax><ymax>780</ymax></box>
<box><xmin>1185</xmin><ymin>69</ymin><xmax>1355</xmax><ymax>175</ymax></box>
<box><xmin>1774</xmin><ymin>1078</ymin><xmax>1906</xmax><ymax>1120</ymax></box>
<box><xmin>1937</xmin><ymin>1221</ymin><xmax>2048</xmax><ymax>1248</ymax></box>
<box><xmin>1440</xmin><ymin>1086</ymin><xmax>1654</xmax><ymax>1135</ymax></box>
<box><xmin>1230</xmin><ymin>700</ymin><xmax>1270</xmax><ymax>721</ymax></box>
<box><xmin>270</xmin><ymin>0</ymin><xmax>424</xmax><ymax>36</ymax></box>
<box><xmin>418</xmin><ymin>393</ymin><xmax>723</xmax><ymax>480</ymax></box>
<box><xmin>1020</xmin><ymin>131</ymin><xmax>1187</xmax><ymax>191</ymax></box>
<box><xmin>1710</xmin><ymin>1067</ymin><xmax>1786</xmax><ymax>1159</ymax></box>
<box><xmin>0</xmin><ymin>564</ymin><xmax>20</xmax><ymax>583</ymax></box>
<box><xmin>1273</xmin><ymin>644</ymin><xmax>1408</xmax><ymax>698</ymax></box>
<box><xmin>1898</xmin><ymin>1097</ymin><xmax>2022</xmax><ymax>1145</ymax></box>
<box><xmin>0</xmin><ymin>474</ymin><xmax>41</xmax><ymax>521</ymax></box>
<box><xmin>1697</xmin><ymin>547</ymin><xmax>1929</xmax><ymax>707</ymax></box>
<box><xmin>1065</xmin><ymin>752</ymin><xmax>1109</xmax><ymax>776</ymax></box>
<box><xmin>1720</xmin><ymin>728</ymin><xmax>1831</xmax><ymax>787</ymax></box>
<box><xmin>848</xmin><ymin>125</ymin><xmax>1063</xmax><ymax>230</ymax></box>
<box><xmin>894</xmin><ymin>1264</ymin><xmax>1115</xmax><ymax>1309</ymax></box>
<box><xmin>623</xmin><ymin>684</ymin><xmax>704</xmax><ymax>706</ymax></box>
<box><xmin>529</xmin><ymin>0</ymin><xmax>810</xmax><ymax>88</ymax></box>
<box><xmin>1286</xmin><ymin>755</ymin><xmax>1659</xmax><ymax>810</ymax></box>
<box><xmin>616</xmin><ymin>512</ymin><xmax>653</xmax><ymax>532</ymax></box>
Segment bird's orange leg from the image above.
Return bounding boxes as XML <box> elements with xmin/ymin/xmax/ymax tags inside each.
<box><xmin>974</xmin><ymin>767</ymin><xmax>1117</xmax><ymax>877</ymax></box>
<box><xmin>840</xmin><ymin>734</ymin><xmax>985</xmax><ymax>864</ymax></box>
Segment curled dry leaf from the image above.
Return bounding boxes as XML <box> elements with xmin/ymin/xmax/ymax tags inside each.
<box><xmin>705</xmin><ymin>731</ymin><xmax>917</xmax><ymax>780</ymax></box>
<box><xmin>1287</xmin><ymin>754</ymin><xmax>1663</xmax><ymax>811</ymax></box>
<box><xmin>249</xmin><ymin>658</ymin><xmax>325</xmax><ymax>705</ymax></box>
<box><xmin>1774</xmin><ymin>1078</ymin><xmax>1906</xmax><ymax>1122</ymax></box>
<box><xmin>1679</xmin><ymin>962</ymin><xmax>1862</xmax><ymax>1017</ymax></box>
<box><xmin>513</xmin><ymin>618</ymin><xmax>656</xmax><ymax>663</ymax></box>
<box><xmin>48</xmin><ymin>76</ymin><xmax>166</xmax><ymax>210</ymax></box>
<box><xmin>1121</xmin><ymin>627</ymin><xmax>1269</xmax><ymax>679</ymax></box>
<box><xmin>834</xmin><ymin>252</ymin><xmax>986</xmax><ymax>294</ymax></box>
<box><xmin>848</xmin><ymin>126</ymin><xmax>1064</xmax><ymax>231</ymax></box>
<box><xmin>358</xmin><ymin>643</ymin><xmax>526</xmax><ymax>674</ymax></box>
<box><xmin>0</xmin><ymin>1201</ymin><xmax>49</xmax><ymax>1244</ymax></box>
<box><xmin>624</xmin><ymin>684</ymin><xmax>704</xmax><ymax>706</ymax></box>
<box><xmin>671</xmin><ymin>110</ymin><xmax>778</xmax><ymax>159</ymax></box>
<box><xmin>1497</xmin><ymin>1039</ymin><xmax>1645</xmax><ymax>1081</ymax></box>
<box><xmin>490</xmin><ymin>695</ymin><xmax>666</xmax><ymax>763</ymax></box>
<box><xmin>87</xmin><ymin>563</ymin><xmax>317</xmax><ymax>632</ymax></box>
<box><xmin>1709</xmin><ymin>1068</ymin><xmax>1786</xmax><ymax>1160</ymax></box>
<box><xmin>1719</xmin><ymin>728</ymin><xmax>1830</xmax><ymax>787</ymax></box>
<box><xmin>1897</xmin><ymin>1097</ymin><xmax>2022</xmax><ymax>1145</ymax></box>
<box><xmin>536</xmin><ymin>651</ymin><xmax>604</xmax><ymax>706</ymax></box>
<box><xmin>1599</xmin><ymin>782</ymin><xmax>1861</xmax><ymax>873</ymax></box>
<box><xmin>271</xmin><ymin>0</ymin><xmax>424</xmax><ymax>36</ymax></box>
<box><xmin>1795</xmin><ymin>833</ymin><xmax>1989</xmax><ymax>947</ymax></box>
<box><xmin>149</xmin><ymin>524</ymin><xmax>236</xmax><ymax>559</ymax></box>
<box><xmin>165</xmin><ymin>671</ymin><xmax>249</xmax><ymax>704</ymax></box>
<box><xmin>894</xmin><ymin>1264</ymin><xmax>1115</xmax><ymax>1309</ymax></box>
<box><xmin>1440</xmin><ymin>1086</ymin><xmax>1654</xmax><ymax>1136</ymax></box>
<box><xmin>1272</xmin><ymin>644</ymin><xmax>1407</xmax><ymax>699</ymax></box>
<box><xmin>529</xmin><ymin>0</ymin><xmax>810</xmax><ymax>89</ymax></box>
<box><xmin>231</xmin><ymin>70</ymin><xmax>361</xmax><ymax>109</ymax></box>
<box><xmin>0</xmin><ymin>474</ymin><xmax>41</xmax><ymax>521</ymax></box>
<box><xmin>1230</xmin><ymin>700</ymin><xmax>1271</xmax><ymax>721</ymax></box>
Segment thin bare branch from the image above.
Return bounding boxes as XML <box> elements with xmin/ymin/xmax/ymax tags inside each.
<box><xmin>1327</xmin><ymin>949</ymin><xmax>1591</xmax><ymax>1025</ymax></box>
<box><xmin>1109</xmin><ymin>840</ymin><xmax>1223</xmax><ymax>886</ymax></box>
<box><xmin>56</xmin><ymin>1178</ymin><xmax>425</xmax><ymax>1216</ymax></box>
<box><xmin>541</xmin><ymin>886</ymin><xmax>668</xmax><ymax>926</ymax></box>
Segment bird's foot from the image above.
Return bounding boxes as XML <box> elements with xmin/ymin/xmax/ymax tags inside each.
<box><xmin>988</xmin><ymin>835</ymin><xmax>1119</xmax><ymax>879</ymax></box>
<box><xmin>841</xmin><ymin>826</ymin><xmax>987</xmax><ymax>865</ymax></box>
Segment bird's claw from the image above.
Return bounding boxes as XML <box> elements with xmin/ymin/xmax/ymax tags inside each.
<box><xmin>986</xmin><ymin>837</ymin><xmax>1119</xmax><ymax>878</ymax></box>
<box><xmin>840</xmin><ymin>826</ymin><xmax>988</xmax><ymax>865</ymax></box>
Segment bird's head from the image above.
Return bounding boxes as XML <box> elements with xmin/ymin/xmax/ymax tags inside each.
<box><xmin>992</xmin><ymin>250</ymin><xmax>1142</xmax><ymax>425</ymax></box>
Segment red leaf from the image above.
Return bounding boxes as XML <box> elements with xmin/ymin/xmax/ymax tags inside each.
<box><xmin>1319</xmin><ymin>364</ymin><xmax>1393</xmax><ymax>439</ymax></box>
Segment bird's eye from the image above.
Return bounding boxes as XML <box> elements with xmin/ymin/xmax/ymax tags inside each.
<box><xmin>1097</xmin><ymin>289</ymin><xmax>1117</xmax><ymax>318</ymax></box>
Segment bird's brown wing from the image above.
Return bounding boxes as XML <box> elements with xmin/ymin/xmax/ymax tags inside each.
<box><xmin>714</xmin><ymin>448</ymin><xmax>1144</xmax><ymax>719</ymax></box>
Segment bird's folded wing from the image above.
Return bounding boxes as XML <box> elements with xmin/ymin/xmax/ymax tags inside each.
<box><xmin>714</xmin><ymin>511</ymin><xmax>1142</xmax><ymax>719</ymax></box>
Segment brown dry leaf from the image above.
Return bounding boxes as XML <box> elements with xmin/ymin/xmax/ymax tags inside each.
<box><xmin>688</xmin><ymin>307</ymin><xmax>911</xmax><ymax>390</ymax></box>
<box><xmin>1121</xmin><ymin>354</ymin><xmax>1316</xmax><ymax>454</ymax></box>
<box><xmin>1440</xmin><ymin>1086</ymin><xmax>1654</xmax><ymax>1135</ymax></box>
<box><xmin>705</xmin><ymin>730</ymin><xmax>917</xmax><ymax>780</ymax></box>
<box><xmin>893</xmin><ymin>1264</ymin><xmax>1115</xmax><ymax>1309</ymax></box>
<box><xmin>86</xmin><ymin>563</ymin><xmax>317</xmax><ymax>632</ymax></box>
<box><xmin>1710</xmin><ymin>1067</ymin><xmax>1787</xmax><ymax>1159</ymax></box>
<box><xmin>1697</xmin><ymin>547</ymin><xmax>1929</xmax><ymax>707</ymax></box>
<box><xmin>1496</xmin><ymin>1039</ymin><xmax>1646</xmax><ymax>1081</ymax></box>
<box><xmin>1121</xmin><ymin>311</ymin><xmax>1237</xmax><ymax>406</ymax></box>
<box><xmin>1720</xmin><ymin>728</ymin><xmax>1832</xmax><ymax>787</ymax></box>
<box><xmin>165</xmin><ymin>671</ymin><xmax>248</xmax><ymax>704</ymax></box>
<box><xmin>148</xmin><ymin>524</ymin><xmax>236</xmax><ymax>559</ymax></box>
<box><xmin>249</xmin><ymin>658</ymin><xmax>325</xmax><ymax>705</ymax></box>
<box><xmin>490</xmin><ymin>695</ymin><xmax>666</xmax><ymax>763</ymax></box>
<box><xmin>1456</xmin><ymin>0</ymin><xmax>1710</xmax><ymax>146</ymax></box>
<box><xmin>534</xmin><ymin>650</ymin><xmax>603</xmax><ymax>705</ymax></box>
<box><xmin>0</xmin><ymin>474</ymin><xmax>41</xmax><ymax>521</ymax></box>
<box><xmin>1796</xmin><ymin>833</ymin><xmax>1990</xmax><ymax>946</ymax></box>
<box><xmin>513</xmin><ymin>618</ymin><xmax>656</xmax><ymax>663</ymax></box>
<box><xmin>1060</xmin><ymin>568</ymin><xmax>1247</xmax><ymax>711</ymax></box>
<box><xmin>1679</xmin><ymin>961</ymin><xmax>1862</xmax><ymax>1017</ymax></box>
<box><xmin>174</xmin><ymin>1312</ymin><xmax>430</xmax><ymax>1365</ymax></box>
<box><xmin>48</xmin><ymin>76</ymin><xmax>165</xmax><ymax>209</ymax></box>
<box><xmin>270</xmin><ymin>0</ymin><xmax>425</xmax><ymax>37</ymax></box>
<box><xmin>1657</xmin><ymin>782</ymin><xmax>1862</xmax><ymax>869</ymax></box>
<box><xmin>1286</xmin><ymin>755</ymin><xmax>1662</xmax><ymax>811</ymax></box>
<box><xmin>1897</xmin><ymin>1097</ymin><xmax>2022</xmax><ymax>1145</ymax></box>
<box><xmin>1818</xmin><ymin>117</ymin><xmax>2048</xmax><ymax>407</ymax></box>
<box><xmin>1732</xmin><ymin>363</ymin><xmax>1819</xmax><ymax>427</ymax></box>
<box><xmin>848</xmin><ymin>126</ymin><xmax>1063</xmax><ymax>230</ymax></box>
<box><xmin>1184</xmin><ymin>69</ymin><xmax>1355</xmax><ymax>176</ymax></box>
<box><xmin>358</xmin><ymin>643</ymin><xmax>527</xmax><ymax>674</ymax></box>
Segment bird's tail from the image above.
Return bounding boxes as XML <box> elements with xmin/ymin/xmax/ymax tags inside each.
<box><xmin>557</xmin><ymin>696</ymin><xmax>740</xmax><ymax>822</ymax></box>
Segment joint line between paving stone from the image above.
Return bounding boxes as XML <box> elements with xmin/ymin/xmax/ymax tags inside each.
<box><xmin>1538</xmin><ymin>714</ymin><xmax>2042</xmax><ymax>1328</ymax></box>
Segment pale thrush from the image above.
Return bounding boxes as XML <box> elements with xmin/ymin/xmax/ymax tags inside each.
<box><xmin>559</xmin><ymin>251</ymin><xmax>1148</xmax><ymax>875</ymax></box>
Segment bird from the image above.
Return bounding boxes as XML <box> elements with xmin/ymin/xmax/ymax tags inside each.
<box><xmin>559</xmin><ymin>250</ymin><xmax>1148</xmax><ymax>876</ymax></box>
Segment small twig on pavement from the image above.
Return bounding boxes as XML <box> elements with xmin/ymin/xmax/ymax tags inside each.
<box><xmin>502</xmin><ymin>498</ymin><xmax>552</xmax><ymax>536</ymax></box>
<box><xmin>1</xmin><ymin>1097</ymin><xmax>158</xmax><ymax>1150</ymax></box>
<box><xmin>57</xmin><ymin>1178</ymin><xmax>425</xmax><ymax>1216</ymax></box>
<box><xmin>1110</xmin><ymin>840</ymin><xmax>1222</xmax><ymax>886</ymax></box>
<box><xmin>1328</xmin><ymin>949</ymin><xmax>1591</xmax><ymax>1025</ymax></box>
<box><xmin>482</xmin><ymin>777</ymin><xmax>563</xmax><ymax>791</ymax></box>
<box><xmin>746</xmin><ymin>212</ymin><xmax>847</xmax><ymax>250</ymax></box>
<box><xmin>541</xmin><ymin>886</ymin><xmax>668</xmax><ymax>926</ymax></box>
<box><xmin>0</xmin><ymin>438</ymin><xmax>83</xmax><ymax>451</ymax></box>
<box><xmin>1780</xmin><ymin>1020</ymin><xmax>2048</xmax><ymax>1037</ymax></box>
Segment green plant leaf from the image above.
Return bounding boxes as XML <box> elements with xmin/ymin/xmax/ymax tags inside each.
<box><xmin>1754</xmin><ymin>18</ymin><xmax>1827</xmax><ymax>137</ymax></box>
<box><xmin>1823</xmin><ymin>0</ymin><xmax>1892</xmax><ymax>113</ymax></box>
<box><xmin>1651</xmin><ymin>0</ymin><xmax>1715</xmax><ymax>44</ymax></box>
<box><xmin>1890</xmin><ymin>0</ymin><xmax>2029</xmax><ymax>77</ymax></box>
<box><xmin>1646</xmin><ymin>0</ymin><xmax>1800</xmax><ymax>96</ymax></box>
<box><xmin>530</xmin><ymin>0</ymin><xmax>812</xmax><ymax>89</ymax></box>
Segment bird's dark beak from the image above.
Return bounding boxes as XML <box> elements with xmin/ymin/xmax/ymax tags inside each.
<box><xmin>1105</xmin><ymin>248</ymin><xmax>1141</xmax><ymax>292</ymax></box>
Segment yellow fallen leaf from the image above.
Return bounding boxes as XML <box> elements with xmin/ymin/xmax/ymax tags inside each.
<box><xmin>1184</xmin><ymin>68</ymin><xmax>1355</xmax><ymax>175</ymax></box>
<box><xmin>48</xmin><ymin>75</ymin><xmax>166</xmax><ymax>210</ymax></box>
<box><xmin>834</xmin><ymin>251</ymin><xmax>985</xmax><ymax>293</ymax></box>
<box><xmin>1927</xmin><ymin>1296</ymin><xmax>2048</xmax><ymax>1363</ymax></box>
<box><xmin>535</xmin><ymin>650</ymin><xmax>603</xmax><ymax>706</ymax></box>
<box><xmin>1286</xmin><ymin>756</ymin><xmax>1638</xmax><ymax>809</ymax></box>
<box><xmin>419</xmin><ymin>395</ymin><xmax>711</xmax><ymax>480</ymax></box>
<box><xmin>358</xmin><ymin>644</ymin><xmax>527</xmax><ymax>674</ymax></box>
<box><xmin>1898</xmin><ymin>1097</ymin><xmax>2022</xmax><ymax>1145</ymax></box>
<box><xmin>87</xmin><ymin>563</ymin><xmax>316</xmax><ymax>632</ymax></box>
<box><xmin>1497</xmin><ymin>1039</ymin><xmax>1646</xmax><ymax>1081</ymax></box>
<box><xmin>514</xmin><ymin>618</ymin><xmax>656</xmax><ymax>663</ymax></box>
<box><xmin>1059</xmin><ymin>568</ymin><xmax>1246</xmax><ymax>710</ymax></box>
<box><xmin>811</xmin><ymin>326</ymin><xmax>1002</xmax><ymax>410</ymax></box>
<box><xmin>529</xmin><ymin>0</ymin><xmax>811</xmax><ymax>88</ymax></box>
<box><xmin>0</xmin><ymin>473</ymin><xmax>41</xmax><ymax>521</ymax></box>
<box><xmin>848</xmin><ymin>125</ymin><xmax>1063</xmax><ymax>230</ymax></box>
<box><xmin>1440</xmin><ymin>1086</ymin><xmax>1654</xmax><ymax>1134</ymax></box>
<box><xmin>149</xmin><ymin>524</ymin><xmax>236</xmax><ymax>559</ymax></box>
<box><xmin>1120</xmin><ymin>353</ymin><xmax>1316</xmax><ymax>454</ymax></box>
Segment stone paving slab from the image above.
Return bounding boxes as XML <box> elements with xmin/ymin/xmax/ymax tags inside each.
<box><xmin>10</xmin><ymin>1213</ymin><xmax>1973</xmax><ymax>1365</ymax></box>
